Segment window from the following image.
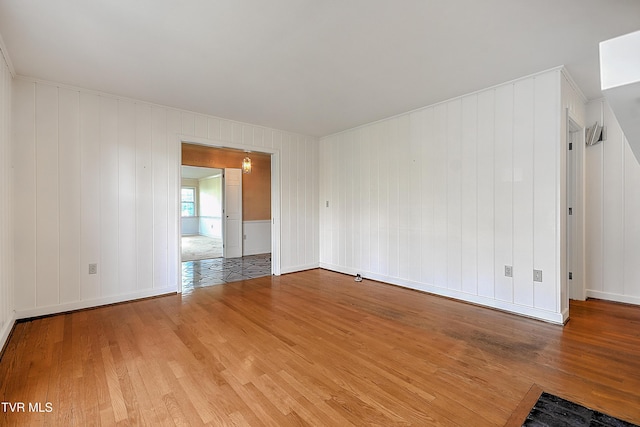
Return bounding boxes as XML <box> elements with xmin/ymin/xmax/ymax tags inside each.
<box><xmin>181</xmin><ymin>187</ymin><xmax>196</xmax><ymax>217</ymax></box>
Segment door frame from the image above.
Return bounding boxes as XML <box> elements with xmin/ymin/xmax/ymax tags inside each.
<box><xmin>566</xmin><ymin>112</ymin><xmax>586</xmax><ymax>301</ymax></box>
<box><xmin>177</xmin><ymin>136</ymin><xmax>281</xmax><ymax>293</ymax></box>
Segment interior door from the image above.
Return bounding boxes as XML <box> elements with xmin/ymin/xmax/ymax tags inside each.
<box><xmin>223</xmin><ymin>168</ymin><xmax>243</xmax><ymax>258</ymax></box>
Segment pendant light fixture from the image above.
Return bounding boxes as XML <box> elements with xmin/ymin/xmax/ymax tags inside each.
<box><xmin>242</xmin><ymin>154</ymin><xmax>252</xmax><ymax>174</ymax></box>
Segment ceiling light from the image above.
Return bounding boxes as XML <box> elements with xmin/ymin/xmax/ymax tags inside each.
<box><xmin>242</xmin><ymin>156</ymin><xmax>252</xmax><ymax>174</ymax></box>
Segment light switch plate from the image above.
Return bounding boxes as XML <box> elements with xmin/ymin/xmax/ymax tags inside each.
<box><xmin>534</xmin><ymin>269</ymin><xmax>542</xmax><ymax>282</ymax></box>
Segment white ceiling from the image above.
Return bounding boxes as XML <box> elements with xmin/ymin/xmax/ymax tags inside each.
<box><xmin>0</xmin><ymin>1</ymin><xmax>638</xmax><ymax>137</ymax></box>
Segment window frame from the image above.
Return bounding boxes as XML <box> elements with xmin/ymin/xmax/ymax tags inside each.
<box><xmin>181</xmin><ymin>187</ymin><xmax>197</xmax><ymax>217</ymax></box>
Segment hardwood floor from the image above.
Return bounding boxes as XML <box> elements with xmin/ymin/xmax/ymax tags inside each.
<box><xmin>2</xmin><ymin>269</ymin><xmax>640</xmax><ymax>426</ymax></box>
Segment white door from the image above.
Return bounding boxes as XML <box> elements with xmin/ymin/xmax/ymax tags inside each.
<box><xmin>223</xmin><ymin>168</ymin><xmax>243</xmax><ymax>258</ymax></box>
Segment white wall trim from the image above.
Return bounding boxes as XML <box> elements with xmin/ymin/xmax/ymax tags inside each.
<box><xmin>586</xmin><ymin>290</ymin><xmax>640</xmax><ymax>306</ymax></box>
<box><xmin>320</xmin><ymin>263</ymin><xmax>567</xmax><ymax>325</ymax></box>
<box><xmin>177</xmin><ymin>134</ymin><xmax>282</xmax><ymax>286</ymax></box>
<box><xmin>15</xmin><ymin>287</ymin><xmax>177</xmax><ymax>320</ymax></box>
<box><xmin>0</xmin><ymin>311</ymin><xmax>16</xmax><ymax>353</ymax></box>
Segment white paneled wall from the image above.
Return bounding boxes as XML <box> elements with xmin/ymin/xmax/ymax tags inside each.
<box><xmin>0</xmin><ymin>49</ymin><xmax>14</xmax><ymax>350</ymax></box>
<box><xmin>320</xmin><ymin>68</ymin><xmax>567</xmax><ymax>323</ymax></box>
<box><xmin>585</xmin><ymin>100</ymin><xmax>640</xmax><ymax>304</ymax></box>
<box><xmin>12</xmin><ymin>77</ymin><xmax>318</xmax><ymax>318</ymax></box>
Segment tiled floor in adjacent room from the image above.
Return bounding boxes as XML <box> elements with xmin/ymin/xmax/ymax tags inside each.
<box><xmin>181</xmin><ymin>253</ymin><xmax>272</xmax><ymax>291</ymax></box>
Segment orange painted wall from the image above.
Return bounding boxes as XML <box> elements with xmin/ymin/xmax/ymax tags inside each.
<box><xmin>182</xmin><ymin>144</ymin><xmax>271</xmax><ymax>221</ymax></box>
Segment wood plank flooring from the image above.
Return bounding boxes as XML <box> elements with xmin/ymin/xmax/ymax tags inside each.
<box><xmin>2</xmin><ymin>269</ymin><xmax>640</xmax><ymax>426</ymax></box>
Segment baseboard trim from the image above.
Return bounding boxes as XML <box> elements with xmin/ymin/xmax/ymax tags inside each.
<box><xmin>319</xmin><ymin>263</ymin><xmax>565</xmax><ymax>324</ymax></box>
<box><xmin>586</xmin><ymin>290</ymin><xmax>640</xmax><ymax>306</ymax></box>
<box><xmin>15</xmin><ymin>287</ymin><xmax>178</xmax><ymax>320</ymax></box>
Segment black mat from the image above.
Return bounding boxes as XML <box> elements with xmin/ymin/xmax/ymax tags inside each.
<box><xmin>523</xmin><ymin>392</ymin><xmax>638</xmax><ymax>427</ymax></box>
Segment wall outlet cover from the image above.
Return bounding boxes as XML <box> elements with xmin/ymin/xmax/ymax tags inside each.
<box><xmin>505</xmin><ymin>265</ymin><xmax>513</xmax><ymax>277</ymax></box>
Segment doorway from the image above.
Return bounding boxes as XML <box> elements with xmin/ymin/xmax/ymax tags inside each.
<box><xmin>179</xmin><ymin>140</ymin><xmax>280</xmax><ymax>292</ymax></box>
<box><xmin>181</xmin><ymin>165</ymin><xmax>224</xmax><ymax>261</ymax></box>
<box><xmin>567</xmin><ymin>114</ymin><xmax>585</xmax><ymax>301</ymax></box>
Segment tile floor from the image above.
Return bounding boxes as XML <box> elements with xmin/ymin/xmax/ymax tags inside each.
<box><xmin>181</xmin><ymin>253</ymin><xmax>272</xmax><ymax>291</ymax></box>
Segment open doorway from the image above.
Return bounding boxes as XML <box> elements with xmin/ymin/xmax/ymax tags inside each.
<box><xmin>181</xmin><ymin>165</ymin><xmax>223</xmax><ymax>261</ymax></box>
<box><xmin>567</xmin><ymin>114</ymin><xmax>586</xmax><ymax>302</ymax></box>
<box><xmin>180</xmin><ymin>142</ymin><xmax>278</xmax><ymax>290</ymax></box>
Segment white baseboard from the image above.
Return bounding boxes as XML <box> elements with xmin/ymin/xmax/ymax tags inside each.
<box><xmin>319</xmin><ymin>262</ymin><xmax>565</xmax><ymax>325</ymax></box>
<box><xmin>586</xmin><ymin>290</ymin><xmax>640</xmax><ymax>306</ymax></box>
<box><xmin>15</xmin><ymin>287</ymin><xmax>177</xmax><ymax>320</ymax></box>
<box><xmin>281</xmin><ymin>263</ymin><xmax>319</xmax><ymax>275</ymax></box>
<box><xmin>0</xmin><ymin>311</ymin><xmax>17</xmax><ymax>353</ymax></box>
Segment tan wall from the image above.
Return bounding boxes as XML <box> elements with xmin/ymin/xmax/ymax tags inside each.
<box><xmin>182</xmin><ymin>144</ymin><xmax>271</xmax><ymax>221</ymax></box>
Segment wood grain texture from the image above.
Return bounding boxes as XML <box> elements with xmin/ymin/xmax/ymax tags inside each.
<box><xmin>2</xmin><ymin>269</ymin><xmax>640</xmax><ymax>426</ymax></box>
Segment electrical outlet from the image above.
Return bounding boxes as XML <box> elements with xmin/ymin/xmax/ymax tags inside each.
<box><xmin>505</xmin><ymin>265</ymin><xmax>513</xmax><ymax>277</ymax></box>
<box><xmin>533</xmin><ymin>269</ymin><xmax>542</xmax><ymax>282</ymax></box>
<box><xmin>89</xmin><ymin>263</ymin><xmax>98</xmax><ymax>275</ymax></box>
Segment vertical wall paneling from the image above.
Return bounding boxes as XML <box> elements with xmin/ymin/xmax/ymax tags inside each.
<box><xmin>532</xmin><ymin>72</ymin><xmax>560</xmax><ymax>312</ymax></box>
<box><xmin>298</xmin><ymin>137</ymin><xmax>309</xmax><ymax>267</ymax></box>
<box><xmin>58</xmin><ymin>88</ymin><xmax>80</xmax><ymax>304</ymax></box>
<box><xmin>232</xmin><ymin>122</ymin><xmax>242</xmax><ymax>144</ymax></box>
<box><xmin>584</xmin><ymin>106</ymin><xmax>604</xmax><ymax>293</ymax></box>
<box><xmin>135</xmin><ymin>104</ymin><xmax>153</xmax><ymax>291</ymax></box>
<box><xmin>420</xmin><ymin>108</ymin><xmax>435</xmax><ymax>286</ymax></box>
<box><xmin>35</xmin><ymin>83</ymin><xmax>60</xmax><ymax>306</ymax></box>
<box><xmin>405</xmin><ymin>111</ymin><xmax>422</xmax><ymax>282</ymax></box>
<box><xmin>493</xmin><ymin>84</ymin><xmax>514</xmax><ymax>303</ymax></box>
<box><xmin>0</xmin><ymin>51</ymin><xmax>14</xmax><ymax>349</ymax></box>
<box><xmin>118</xmin><ymin>100</ymin><xmax>136</xmax><ymax>295</ymax></box>
<box><xmin>512</xmin><ymin>79</ymin><xmax>535</xmax><ymax>307</ymax></box>
<box><xmin>446</xmin><ymin>100</ymin><xmax>462</xmax><ymax>291</ymax></box>
<box><xmin>460</xmin><ymin>95</ymin><xmax>478</xmax><ymax>295</ymax></box>
<box><xmin>13</xmin><ymin>80</ymin><xmax>37</xmax><ymax>310</ymax></box>
<box><xmin>181</xmin><ymin>112</ymin><xmax>195</xmax><ymax>136</ymax></box>
<box><xmin>623</xmin><ymin>139</ymin><xmax>640</xmax><ymax>296</ymax></box>
<box><xmin>397</xmin><ymin>114</ymin><xmax>411</xmax><ymax>281</ymax></box>
<box><xmin>152</xmin><ymin>107</ymin><xmax>169</xmax><ymax>290</ymax></box>
<box><xmin>432</xmin><ymin>104</ymin><xmax>448</xmax><ymax>288</ymax></box>
<box><xmin>359</xmin><ymin>127</ymin><xmax>372</xmax><ymax>273</ymax></box>
<box><xmin>584</xmin><ymin>99</ymin><xmax>640</xmax><ymax>304</ymax></box>
<box><xmin>11</xmin><ymin>76</ymin><xmax>319</xmax><ymax>317</ymax></box>
<box><xmin>476</xmin><ymin>90</ymin><xmax>496</xmax><ymax>298</ymax></box>
<box><xmin>379</xmin><ymin>120</ymin><xmax>391</xmax><ymax>277</ymax></box>
<box><xmin>100</xmin><ymin>96</ymin><xmax>119</xmax><ymax>297</ymax></box>
<box><xmin>167</xmin><ymin>109</ymin><xmax>182</xmax><ymax>290</ymax></box>
<box><xmin>601</xmin><ymin>102</ymin><xmax>625</xmax><ymax>296</ymax></box>
<box><xmin>79</xmin><ymin>92</ymin><xmax>101</xmax><ymax>300</ymax></box>
<box><xmin>368</xmin><ymin>125</ymin><xmax>380</xmax><ymax>275</ymax></box>
<box><xmin>194</xmin><ymin>114</ymin><xmax>207</xmax><ymax>139</ymax></box>
<box><xmin>318</xmin><ymin>68</ymin><xmax>566</xmax><ymax>323</ymax></box>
